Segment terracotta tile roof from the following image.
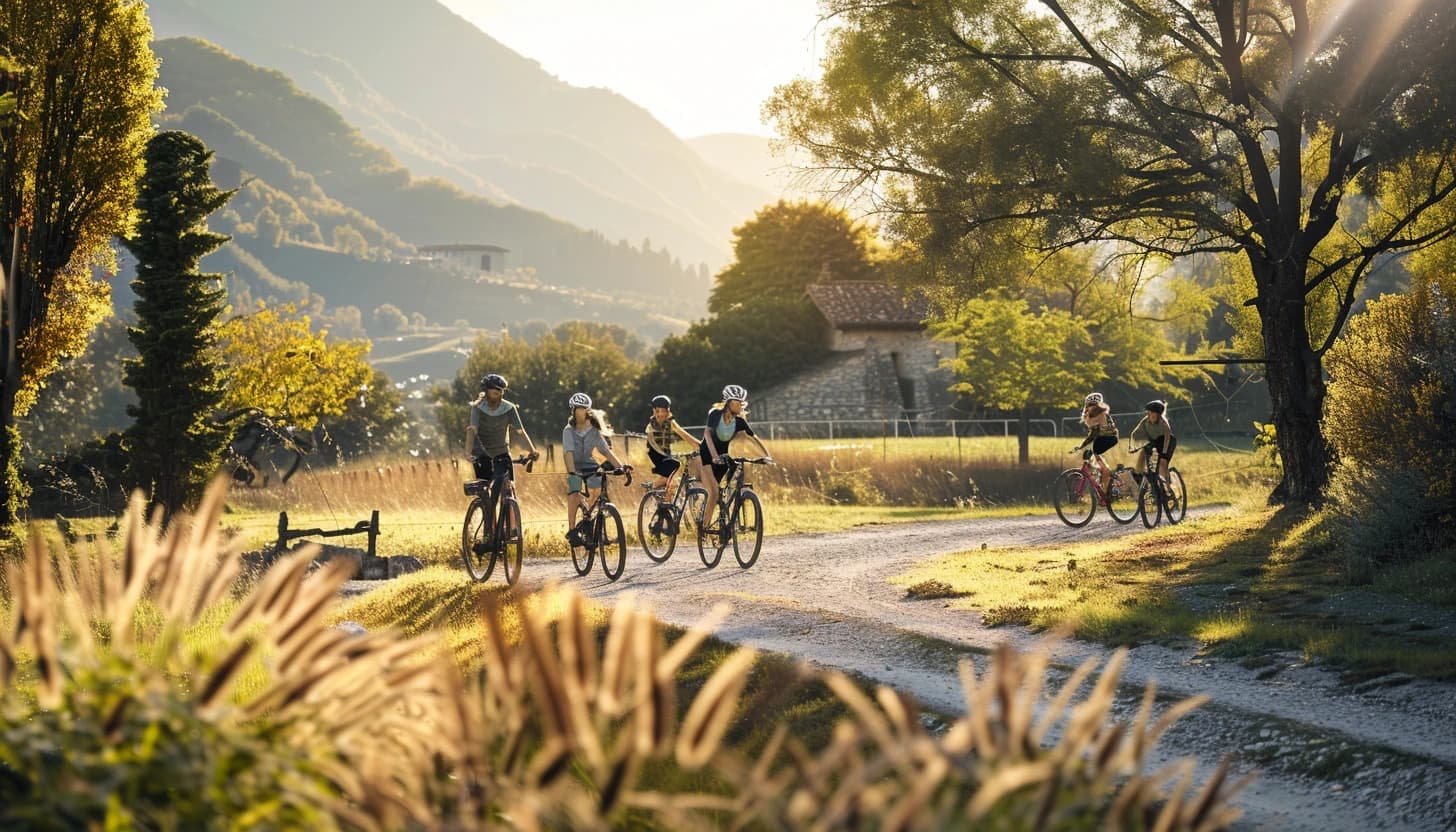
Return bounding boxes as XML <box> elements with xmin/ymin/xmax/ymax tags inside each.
<box><xmin>806</xmin><ymin>282</ymin><xmax>926</xmax><ymax>330</ymax></box>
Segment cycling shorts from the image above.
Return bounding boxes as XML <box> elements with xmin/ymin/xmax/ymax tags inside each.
<box><xmin>648</xmin><ymin>449</ymin><xmax>681</xmax><ymax>479</ymax></box>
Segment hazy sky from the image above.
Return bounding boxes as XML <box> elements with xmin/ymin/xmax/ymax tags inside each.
<box><xmin>438</xmin><ymin>1</ymin><xmax>827</xmax><ymax>138</ymax></box>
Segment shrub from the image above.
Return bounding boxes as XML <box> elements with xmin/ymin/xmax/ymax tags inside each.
<box><xmin>1324</xmin><ymin>461</ymin><xmax>1444</xmax><ymax>582</ymax></box>
<box><xmin>818</xmin><ymin>464</ymin><xmax>886</xmax><ymax>505</ymax></box>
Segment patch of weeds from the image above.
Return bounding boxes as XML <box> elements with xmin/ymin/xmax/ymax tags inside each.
<box><xmin>1238</xmin><ymin>655</ymin><xmax>1276</xmax><ymax>670</ymax></box>
<box><xmin>982</xmin><ymin>604</ymin><xmax>1034</xmax><ymax>627</ymax></box>
<box><xmin>904</xmin><ymin>579</ymin><xmax>970</xmax><ymax>601</ymax></box>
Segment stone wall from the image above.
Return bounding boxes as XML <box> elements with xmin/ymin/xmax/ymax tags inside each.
<box><xmin>754</xmin><ymin>331</ymin><xmax>958</xmax><ymax>422</ymax></box>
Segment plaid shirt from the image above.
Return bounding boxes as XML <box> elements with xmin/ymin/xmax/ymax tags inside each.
<box><xmin>645</xmin><ymin>418</ymin><xmax>682</xmax><ymax>454</ymax></box>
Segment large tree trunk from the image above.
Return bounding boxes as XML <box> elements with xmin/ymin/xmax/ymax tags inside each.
<box><xmin>1256</xmin><ymin>258</ymin><xmax>1331</xmax><ymax>503</ymax></box>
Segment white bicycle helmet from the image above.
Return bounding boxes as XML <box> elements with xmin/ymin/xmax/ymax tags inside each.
<box><xmin>1084</xmin><ymin>392</ymin><xmax>1104</xmax><ymax>406</ymax></box>
<box><xmin>721</xmin><ymin>384</ymin><xmax>748</xmax><ymax>402</ymax></box>
<box><xmin>568</xmin><ymin>392</ymin><xmax>593</xmax><ymax>409</ymax></box>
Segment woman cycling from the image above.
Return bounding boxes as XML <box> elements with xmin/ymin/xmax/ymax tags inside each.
<box><xmin>562</xmin><ymin>393</ymin><xmax>630</xmax><ymax>547</ymax></box>
<box><xmin>1072</xmin><ymin>392</ymin><xmax>1118</xmax><ymax>500</ymax></box>
<box><xmin>699</xmin><ymin>384</ymin><xmax>772</xmax><ymax>538</ymax></box>
<box><xmin>464</xmin><ymin>373</ymin><xmax>539</xmax><ymax>537</ymax></box>
<box><xmin>1130</xmin><ymin>400</ymin><xmax>1176</xmax><ymax>484</ymax></box>
<box><xmin>644</xmin><ymin>394</ymin><xmax>701</xmax><ymax>532</ymax></box>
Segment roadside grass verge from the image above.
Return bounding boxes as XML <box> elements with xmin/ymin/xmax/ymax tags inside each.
<box><xmin>893</xmin><ymin>507</ymin><xmax>1456</xmax><ymax>681</ymax></box>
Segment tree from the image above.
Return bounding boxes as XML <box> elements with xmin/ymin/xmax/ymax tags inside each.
<box><xmin>770</xmin><ymin>0</ymin><xmax>1456</xmax><ymax>502</ymax></box>
<box><xmin>122</xmin><ymin>131</ymin><xmax>235</xmax><ymax>515</ymax></box>
<box><xmin>931</xmin><ymin>297</ymin><xmax>1106</xmax><ymax>465</ymax></box>
<box><xmin>215</xmin><ymin>304</ymin><xmax>373</xmax><ymax>430</ymax></box>
<box><xmin>0</xmin><ymin>0</ymin><xmax>162</xmax><ymax>531</ymax></box>
<box><xmin>633</xmin><ymin>201</ymin><xmax>879</xmax><ymax>415</ymax></box>
<box><xmin>373</xmin><ymin>303</ymin><xmax>409</xmax><ymax>333</ymax></box>
<box><xmin>321</xmin><ymin>367</ymin><xmax>409</xmax><ymax>460</ymax></box>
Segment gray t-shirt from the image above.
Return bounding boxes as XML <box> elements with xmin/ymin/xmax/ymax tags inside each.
<box><xmin>562</xmin><ymin>423</ymin><xmax>611</xmax><ymax>473</ymax></box>
<box><xmin>470</xmin><ymin>400</ymin><xmax>525</xmax><ymax>457</ymax></box>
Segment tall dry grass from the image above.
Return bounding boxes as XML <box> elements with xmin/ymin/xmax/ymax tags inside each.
<box><xmin>0</xmin><ymin>479</ymin><xmax>1249</xmax><ymax>829</ymax></box>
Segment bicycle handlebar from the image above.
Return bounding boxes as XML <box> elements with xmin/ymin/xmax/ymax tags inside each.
<box><xmin>725</xmin><ymin>456</ymin><xmax>774</xmax><ymax>465</ymax></box>
<box><xmin>575</xmin><ymin>464</ymin><xmax>634</xmax><ymax>487</ymax></box>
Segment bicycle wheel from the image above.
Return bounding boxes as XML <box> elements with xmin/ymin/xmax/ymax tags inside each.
<box><xmin>599</xmin><ymin>504</ymin><xmax>627</xmax><ymax>582</ymax></box>
<box><xmin>697</xmin><ymin>502</ymin><xmax>724</xmax><ymax>569</ymax></box>
<box><xmin>461</xmin><ymin>499</ymin><xmax>497</xmax><ymax>581</ymax></box>
<box><xmin>1052</xmin><ymin>469</ymin><xmax>1096</xmax><ymax>528</ymax></box>
<box><xmin>1165</xmin><ymin>468</ymin><xmax>1188</xmax><ymax>524</ymax></box>
<box><xmin>1105</xmin><ymin>472</ymin><xmax>1139</xmax><ymax>524</ymax></box>
<box><xmin>638</xmin><ymin>491</ymin><xmax>674</xmax><ymax>563</ymax></box>
<box><xmin>732</xmin><ymin>490</ymin><xmax>764</xmax><ymax>569</ymax></box>
<box><xmin>1139</xmin><ymin>479</ymin><xmax>1163</xmax><ymax>528</ymax></box>
<box><xmin>684</xmin><ymin>487</ymin><xmax>707</xmax><ymax>533</ymax></box>
<box><xmin>499</xmin><ymin>498</ymin><xmax>523</xmax><ymax>586</ymax></box>
<box><xmin>571</xmin><ymin>513</ymin><xmax>594</xmax><ymax>576</ymax></box>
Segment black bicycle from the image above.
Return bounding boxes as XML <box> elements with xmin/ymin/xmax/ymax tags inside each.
<box><xmin>1137</xmin><ymin>443</ymin><xmax>1188</xmax><ymax>528</ymax></box>
<box><xmin>637</xmin><ymin>452</ymin><xmax>707</xmax><ymax>563</ymax></box>
<box><xmin>460</xmin><ymin>454</ymin><xmax>535</xmax><ymax>584</ymax></box>
<box><xmin>569</xmin><ymin>464</ymin><xmax>632</xmax><ymax>582</ymax></box>
<box><xmin>698</xmin><ymin>457</ymin><xmax>771</xmax><ymax>569</ymax></box>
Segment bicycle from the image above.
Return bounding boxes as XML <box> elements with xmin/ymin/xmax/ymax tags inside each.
<box><xmin>1136</xmin><ymin>443</ymin><xmax>1188</xmax><ymax>528</ymax></box>
<box><xmin>460</xmin><ymin>453</ymin><xmax>536</xmax><ymax>584</ymax></box>
<box><xmin>637</xmin><ymin>452</ymin><xmax>707</xmax><ymax>563</ymax></box>
<box><xmin>568</xmin><ymin>464</ymin><xmax>633</xmax><ymax>582</ymax></box>
<box><xmin>697</xmin><ymin>457</ymin><xmax>772</xmax><ymax>569</ymax></box>
<box><xmin>1052</xmin><ymin>446</ymin><xmax>1139</xmax><ymax>527</ymax></box>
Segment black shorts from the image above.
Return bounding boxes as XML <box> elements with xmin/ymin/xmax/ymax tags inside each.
<box><xmin>699</xmin><ymin>442</ymin><xmax>735</xmax><ymax>484</ymax></box>
<box><xmin>1149</xmin><ymin>435</ymin><xmax>1178</xmax><ymax>460</ymax></box>
<box><xmin>648</xmin><ymin>450</ymin><xmax>681</xmax><ymax>479</ymax></box>
<box><xmin>472</xmin><ymin>453</ymin><xmax>514</xmax><ymax>482</ymax></box>
<box><xmin>1084</xmin><ymin>436</ymin><xmax>1118</xmax><ymax>459</ymax></box>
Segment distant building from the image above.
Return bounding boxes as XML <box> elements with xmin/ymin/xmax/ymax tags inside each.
<box><xmin>753</xmin><ymin>282</ymin><xmax>956</xmax><ymax>423</ymax></box>
<box><xmin>415</xmin><ymin>243</ymin><xmax>509</xmax><ymax>274</ymax></box>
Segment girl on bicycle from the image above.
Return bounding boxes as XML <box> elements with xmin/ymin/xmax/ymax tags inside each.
<box><xmin>644</xmin><ymin>395</ymin><xmax>701</xmax><ymax>525</ymax></box>
<box><xmin>465</xmin><ymin>373</ymin><xmax>539</xmax><ymax>536</ymax></box>
<box><xmin>1130</xmin><ymin>400</ymin><xmax>1176</xmax><ymax>484</ymax></box>
<box><xmin>699</xmin><ymin>384</ymin><xmax>772</xmax><ymax>537</ymax></box>
<box><xmin>1073</xmin><ymin>392</ymin><xmax>1118</xmax><ymax>500</ymax></box>
<box><xmin>563</xmin><ymin>393</ymin><xmax>630</xmax><ymax>546</ymax></box>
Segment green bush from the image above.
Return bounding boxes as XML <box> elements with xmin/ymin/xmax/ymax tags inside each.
<box><xmin>1324</xmin><ymin>462</ymin><xmax>1443</xmax><ymax>582</ymax></box>
<box><xmin>818</xmin><ymin>464</ymin><xmax>885</xmax><ymax>505</ymax></box>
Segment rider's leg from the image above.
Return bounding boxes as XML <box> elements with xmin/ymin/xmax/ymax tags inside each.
<box><xmin>566</xmin><ymin>490</ymin><xmax>583</xmax><ymax>538</ymax></box>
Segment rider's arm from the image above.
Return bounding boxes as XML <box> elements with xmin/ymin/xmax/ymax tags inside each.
<box><xmin>1129</xmin><ymin>417</ymin><xmax>1149</xmax><ymax>446</ymax></box>
<box><xmin>671</xmin><ymin>419</ymin><xmax>698</xmax><ymax>447</ymax></box>
<box><xmin>512</xmin><ymin>406</ymin><xmax>538</xmax><ymax>457</ymax></box>
<box><xmin>599</xmin><ymin>433</ymin><xmax>628</xmax><ymax>470</ymax></box>
<box><xmin>562</xmin><ymin>425</ymin><xmax>576</xmax><ymax>471</ymax></box>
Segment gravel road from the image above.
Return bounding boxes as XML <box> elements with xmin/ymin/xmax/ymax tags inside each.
<box><xmin>560</xmin><ymin>512</ymin><xmax>1456</xmax><ymax>831</ymax></box>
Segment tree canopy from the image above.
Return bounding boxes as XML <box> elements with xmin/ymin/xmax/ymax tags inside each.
<box><xmin>770</xmin><ymin>0</ymin><xmax>1456</xmax><ymax>502</ymax></box>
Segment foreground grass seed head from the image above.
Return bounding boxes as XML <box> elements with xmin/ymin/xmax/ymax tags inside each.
<box><xmin>0</xmin><ymin>478</ymin><xmax>1247</xmax><ymax>829</ymax></box>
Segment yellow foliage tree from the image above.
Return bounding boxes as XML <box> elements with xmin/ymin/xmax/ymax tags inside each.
<box><xmin>216</xmin><ymin>304</ymin><xmax>373</xmax><ymax>430</ymax></box>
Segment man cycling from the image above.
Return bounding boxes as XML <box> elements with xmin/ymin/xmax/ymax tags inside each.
<box><xmin>464</xmin><ymin>374</ymin><xmax>539</xmax><ymax>540</ymax></box>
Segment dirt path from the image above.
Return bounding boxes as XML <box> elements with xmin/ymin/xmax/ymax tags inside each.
<box><xmin>560</xmin><ymin>512</ymin><xmax>1456</xmax><ymax>831</ymax></box>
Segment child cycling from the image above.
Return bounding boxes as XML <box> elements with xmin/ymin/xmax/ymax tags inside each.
<box><xmin>1130</xmin><ymin>400</ymin><xmax>1176</xmax><ymax>484</ymax></box>
<box><xmin>643</xmin><ymin>394</ymin><xmax>701</xmax><ymax>533</ymax></box>
<box><xmin>464</xmin><ymin>373</ymin><xmax>539</xmax><ymax>537</ymax></box>
<box><xmin>1072</xmin><ymin>392</ymin><xmax>1118</xmax><ymax>499</ymax></box>
<box><xmin>563</xmin><ymin>393</ymin><xmax>631</xmax><ymax>547</ymax></box>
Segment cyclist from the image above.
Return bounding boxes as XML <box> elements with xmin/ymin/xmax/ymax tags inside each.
<box><xmin>1130</xmin><ymin>399</ymin><xmax>1176</xmax><ymax>485</ymax></box>
<box><xmin>699</xmin><ymin>384</ymin><xmax>772</xmax><ymax>540</ymax></box>
<box><xmin>563</xmin><ymin>392</ymin><xmax>631</xmax><ymax>547</ymax></box>
<box><xmin>1072</xmin><ymin>392</ymin><xmax>1118</xmax><ymax>501</ymax></box>
<box><xmin>643</xmin><ymin>394</ymin><xmax>702</xmax><ymax>535</ymax></box>
<box><xmin>464</xmin><ymin>374</ymin><xmax>539</xmax><ymax>539</ymax></box>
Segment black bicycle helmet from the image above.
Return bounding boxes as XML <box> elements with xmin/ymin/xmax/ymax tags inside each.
<box><xmin>650</xmin><ymin>395</ymin><xmax>672</xmax><ymax>409</ymax></box>
<box><xmin>480</xmin><ymin>373</ymin><xmax>508</xmax><ymax>391</ymax></box>
<box><xmin>1144</xmin><ymin>400</ymin><xmax>1167</xmax><ymax>414</ymax></box>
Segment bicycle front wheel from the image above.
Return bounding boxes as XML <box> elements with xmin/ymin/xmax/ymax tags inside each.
<box><xmin>461</xmin><ymin>499</ymin><xmax>496</xmax><ymax>581</ymax></box>
<box><xmin>638</xmin><ymin>491</ymin><xmax>674</xmax><ymax>563</ymax></box>
<box><xmin>732</xmin><ymin>490</ymin><xmax>764</xmax><ymax>569</ymax></box>
<box><xmin>499</xmin><ymin>498</ymin><xmax>523</xmax><ymax>586</ymax></box>
<box><xmin>599</xmin><ymin>504</ymin><xmax>627</xmax><ymax>582</ymax></box>
<box><xmin>1052</xmin><ymin>470</ymin><xmax>1096</xmax><ymax>528</ymax></box>
<box><xmin>1165</xmin><ymin>468</ymin><xmax>1188</xmax><ymax>524</ymax></box>
<box><xmin>1105</xmin><ymin>472</ymin><xmax>1139</xmax><ymax>524</ymax></box>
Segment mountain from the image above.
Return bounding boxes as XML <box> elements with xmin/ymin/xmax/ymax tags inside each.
<box><xmin>144</xmin><ymin>0</ymin><xmax>774</xmax><ymax>267</ymax></box>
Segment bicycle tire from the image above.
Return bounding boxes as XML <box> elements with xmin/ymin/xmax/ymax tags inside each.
<box><xmin>697</xmin><ymin>502</ymin><xmax>724</xmax><ymax>569</ymax></box>
<box><xmin>571</xmin><ymin>513</ymin><xmax>594</xmax><ymax>576</ymax></box>
<box><xmin>1105</xmin><ymin>471</ymin><xmax>1139</xmax><ymax>524</ymax></box>
<box><xmin>1165</xmin><ymin>468</ymin><xmax>1188</xmax><ymax>524</ymax></box>
<box><xmin>1052</xmin><ymin>469</ymin><xmax>1096</xmax><ymax>528</ymax></box>
<box><xmin>684</xmin><ymin>487</ymin><xmax>707</xmax><ymax>533</ymax></box>
<box><xmin>499</xmin><ymin>498</ymin><xmax>523</xmax><ymax>586</ymax></box>
<box><xmin>599</xmin><ymin>504</ymin><xmax>627</xmax><ymax>582</ymax></box>
<box><xmin>638</xmin><ymin>491</ymin><xmax>674</xmax><ymax>563</ymax></box>
<box><xmin>1139</xmin><ymin>478</ymin><xmax>1163</xmax><ymax>528</ymax></box>
<box><xmin>732</xmin><ymin>490</ymin><xmax>764</xmax><ymax>569</ymax></box>
<box><xmin>461</xmin><ymin>498</ymin><xmax>496</xmax><ymax>581</ymax></box>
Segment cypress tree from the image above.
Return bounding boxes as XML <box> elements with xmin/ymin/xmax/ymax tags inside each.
<box><xmin>123</xmin><ymin>131</ymin><xmax>234</xmax><ymax>515</ymax></box>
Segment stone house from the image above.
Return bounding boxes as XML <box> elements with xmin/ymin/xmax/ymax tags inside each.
<box><xmin>415</xmin><ymin>243</ymin><xmax>509</xmax><ymax>274</ymax></box>
<box><xmin>752</xmin><ymin>282</ymin><xmax>956</xmax><ymax>423</ymax></box>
